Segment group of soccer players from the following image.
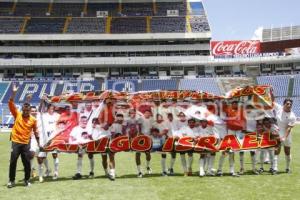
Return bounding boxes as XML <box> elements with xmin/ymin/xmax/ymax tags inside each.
<box><xmin>7</xmin><ymin>86</ymin><xmax>297</xmax><ymax>188</ymax></box>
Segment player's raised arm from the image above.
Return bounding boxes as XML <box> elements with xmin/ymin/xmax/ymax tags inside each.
<box><xmin>8</xmin><ymin>83</ymin><xmax>19</xmax><ymax>118</ymax></box>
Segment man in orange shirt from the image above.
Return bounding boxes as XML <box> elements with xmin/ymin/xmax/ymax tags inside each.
<box><xmin>7</xmin><ymin>84</ymin><xmax>39</xmax><ymax>188</ymax></box>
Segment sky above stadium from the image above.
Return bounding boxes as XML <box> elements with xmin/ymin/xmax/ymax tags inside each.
<box><xmin>203</xmin><ymin>0</ymin><xmax>300</xmax><ymax>41</ymax></box>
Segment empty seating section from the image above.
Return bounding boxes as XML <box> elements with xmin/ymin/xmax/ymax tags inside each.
<box><xmin>190</xmin><ymin>16</ymin><xmax>210</xmax><ymax>32</ymax></box>
<box><xmin>111</xmin><ymin>17</ymin><xmax>146</xmax><ymax>33</ymax></box>
<box><xmin>51</xmin><ymin>3</ymin><xmax>83</xmax><ymax>17</ymax></box>
<box><xmin>87</xmin><ymin>3</ymin><xmax>118</xmax><ymax>17</ymax></box>
<box><xmin>257</xmin><ymin>75</ymin><xmax>290</xmax><ymax>97</ymax></box>
<box><xmin>156</xmin><ymin>2</ymin><xmax>186</xmax><ymax>16</ymax></box>
<box><xmin>15</xmin><ymin>3</ymin><xmax>48</xmax><ymax>17</ymax></box>
<box><xmin>293</xmin><ymin>75</ymin><xmax>300</xmax><ymax>96</ymax></box>
<box><xmin>67</xmin><ymin>18</ymin><xmax>106</xmax><ymax>33</ymax></box>
<box><xmin>0</xmin><ymin>18</ymin><xmax>23</xmax><ymax>33</ymax></box>
<box><xmin>25</xmin><ymin>18</ymin><xmax>65</xmax><ymax>33</ymax></box>
<box><xmin>0</xmin><ymin>2</ymin><xmax>13</xmax><ymax>16</ymax></box>
<box><xmin>0</xmin><ymin>82</ymin><xmax>10</xmax><ymax>101</ymax></box>
<box><xmin>122</xmin><ymin>3</ymin><xmax>153</xmax><ymax>16</ymax></box>
<box><xmin>151</xmin><ymin>17</ymin><xmax>187</xmax><ymax>33</ymax></box>
<box><xmin>141</xmin><ymin>80</ymin><xmax>177</xmax><ymax>91</ymax></box>
<box><xmin>178</xmin><ymin>79</ymin><xmax>221</xmax><ymax>95</ymax></box>
<box><xmin>189</xmin><ymin>2</ymin><xmax>204</xmax><ymax>15</ymax></box>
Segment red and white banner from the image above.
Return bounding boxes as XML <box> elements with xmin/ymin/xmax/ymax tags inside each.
<box><xmin>211</xmin><ymin>40</ymin><xmax>261</xmax><ymax>56</ymax></box>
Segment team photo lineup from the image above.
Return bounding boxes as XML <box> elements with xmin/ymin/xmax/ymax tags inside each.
<box><xmin>6</xmin><ymin>83</ymin><xmax>296</xmax><ymax>188</ymax></box>
<box><xmin>0</xmin><ymin>0</ymin><xmax>299</xmax><ymax>199</ymax></box>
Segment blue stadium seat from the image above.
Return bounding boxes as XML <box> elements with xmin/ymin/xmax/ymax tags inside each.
<box><xmin>257</xmin><ymin>75</ymin><xmax>290</xmax><ymax>97</ymax></box>
<box><xmin>293</xmin><ymin>75</ymin><xmax>300</xmax><ymax>96</ymax></box>
<box><xmin>178</xmin><ymin>78</ymin><xmax>221</xmax><ymax>95</ymax></box>
<box><xmin>25</xmin><ymin>18</ymin><xmax>65</xmax><ymax>33</ymax></box>
<box><xmin>67</xmin><ymin>18</ymin><xmax>106</xmax><ymax>33</ymax></box>
<box><xmin>0</xmin><ymin>18</ymin><xmax>23</xmax><ymax>34</ymax></box>
<box><xmin>141</xmin><ymin>80</ymin><xmax>177</xmax><ymax>91</ymax></box>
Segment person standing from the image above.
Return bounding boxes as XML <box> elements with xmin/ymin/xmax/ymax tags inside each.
<box><xmin>7</xmin><ymin>84</ymin><xmax>39</xmax><ymax>188</ymax></box>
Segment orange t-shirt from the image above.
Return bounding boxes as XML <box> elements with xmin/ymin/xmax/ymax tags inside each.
<box><xmin>9</xmin><ymin>99</ymin><xmax>37</xmax><ymax>144</ymax></box>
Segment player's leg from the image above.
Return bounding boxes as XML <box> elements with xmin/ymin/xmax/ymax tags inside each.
<box><xmin>207</xmin><ymin>152</ymin><xmax>216</xmax><ymax>176</ymax></box>
<box><xmin>136</xmin><ymin>152</ymin><xmax>143</xmax><ymax>177</ymax></box>
<box><xmin>168</xmin><ymin>152</ymin><xmax>176</xmax><ymax>175</ymax></box>
<box><xmin>229</xmin><ymin>152</ymin><xmax>239</xmax><ymax>177</ymax></box>
<box><xmin>239</xmin><ymin>151</ymin><xmax>245</xmax><ymax>175</ymax></box>
<box><xmin>20</xmin><ymin>143</ymin><xmax>32</xmax><ymax>186</ymax></box>
<box><xmin>52</xmin><ymin>152</ymin><xmax>59</xmax><ymax>180</ymax></box>
<box><xmin>268</xmin><ymin>148</ymin><xmax>275</xmax><ymax>174</ymax></box>
<box><xmin>180</xmin><ymin>152</ymin><xmax>188</xmax><ymax>176</ymax></box>
<box><xmin>37</xmin><ymin>152</ymin><xmax>46</xmax><ymax>182</ymax></box>
<box><xmin>284</xmin><ymin>145</ymin><xmax>291</xmax><ymax>173</ymax></box>
<box><xmin>73</xmin><ymin>153</ymin><xmax>83</xmax><ymax>180</ymax></box>
<box><xmin>187</xmin><ymin>152</ymin><xmax>193</xmax><ymax>176</ymax></box>
<box><xmin>108</xmin><ymin>152</ymin><xmax>116</xmax><ymax>180</ymax></box>
<box><xmin>88</xmin><ymin>153</ymin><xmax>95</xmax><ymax>178</ymax></box>
<box><xmin>161</xmin><ymin>153</ymin><xmax>167</xmax><ymax>176</ymax></box>
<box><xmin>250</xmin><ymin>151</ymin><xmax>258</xmax><ymax>174</ymax></box>
<box><xmin>273</xmin><ymin>144</ymin><xmax>281</xmax><ymax>174</ymax></box>
<box><xmin>199</xmin><ymin>153</ymin><xmax>206</xmax><ymax>177</ymax></box>
<box><xmin>145</xmin><ymin>151</ymin><xmax>152</xmax><ymax>174</ymax></box>
<box><xmin>8</xmin><ymin>142</ymin><xmax>22</xmax><ymax>188</ymax></box>
<box><xmin>217</xmin><ymin>151</ymin><xmax>226</xmax><ymax>176</ymax></box>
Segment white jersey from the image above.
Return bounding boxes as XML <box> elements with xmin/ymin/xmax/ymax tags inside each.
<box><xmin>110</xmin><ymin>122</ymin><xmax>125</xmax><ymax>135</ymax></box>
<box><xmin>152</xmin><ymin>121</ymin><xmax>169</xmax><ymax>137</ymax></box>
<box><xmin>69</xmin><ymin>126</ymin><xmax>91</xmax><ymax>144</ymax></box>
<box><xmin>245</xmin><ymin>110</ymin><xmax>264</xmax><ymax>132</ymax></box>
<box><xmin>198</xmin><ymin>125</ymin><xmax>218</xmax><ymax>138</ymax></box>
<box><xmin>92</xmin><ymin>125</ymin><xmax>111</xmax><ymax>140</ymax></box>
<box><xmin>141</xmin><ymin>117</ymin><xmax>154</xmax><ymax>135</ymax></box>
<box><xmin>174</xmin><ymin>126</ymin><xmax>199</xmax><ymax>138</ymax></box>
<box><xmin>275</xmin><ymin>108</ymin><xmax>296</xmax><ymax>137</ymax></box>
<box><xmin>39</xmin><ymin>112</ymin><xmax>60</xmax><ymax>147</ymax></box>
<box><xmin>166</xmin><ymin>120</ymin><xmax>178</xmax><ymax>136</ymax></box>
<box><xmin>176</xmin><ymin>120</ymin><xmax>188</xmax><ymax>130</ymax></box>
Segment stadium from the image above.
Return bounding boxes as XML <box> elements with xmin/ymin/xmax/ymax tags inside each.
<box><xmin>0</xmin><ymin>0</ymin><xmax>300</xmax><ymax>199</ymax></box>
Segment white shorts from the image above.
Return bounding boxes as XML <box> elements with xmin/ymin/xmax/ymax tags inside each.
<box><xmin>279</xmin><ymin>131</ymin><xmax>292</xmax><ymax>147</ymax></box>
<box><xmin>30</xmin><ymin>138</ymin><xmax>39</xmax><ymax>153</ymax></box>
<box><xmin>37</xmin><ymin>150</ymin><xmax>58</xmax><ymax>158</ymax></box>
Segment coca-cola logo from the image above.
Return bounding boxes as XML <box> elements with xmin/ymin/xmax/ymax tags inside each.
<box><xmin>211</xmin><ymin>41</ymin><xmax>261</xmax><ymax>56</ymax></box>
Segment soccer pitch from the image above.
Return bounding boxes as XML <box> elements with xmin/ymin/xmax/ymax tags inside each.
<box><xmin>1</xmin><ymin>127</ymin><xmax>300</xmax><ymax>200</ymax></box>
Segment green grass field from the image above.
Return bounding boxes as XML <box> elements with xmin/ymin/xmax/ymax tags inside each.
<box><xmin>1</xmin><ymin>127</ymin><xmax>300</xmax><ymax>200</ymax></box>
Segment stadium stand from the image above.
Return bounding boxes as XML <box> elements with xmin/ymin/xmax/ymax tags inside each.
<box><xmin>178</xmin><ymin>78</ymin><xmax>221</xmax><ymax>95</ymax></box>
<box><xmin>67</xmin><ymin>18</ymin><xmax>106</xmax><ymax>33</ymax></box>
<box><xmin>111</xmin><ymin>17</ymin><xmax>146</xmax><ymax>33</ymax></box>
<box><xmin>0</xmin><ymin>2</ymin><xmax>13</xmax><ymax>16</ymax></box>
<box><xmin>86</xmin><ymin>3</ymin><xmax>119</xmax><ymax>17</ymax></box>
<box><xmin>156</xmin><ymin>2</ymin><xmax>186</xmax><ymax>16</ymax></box>
<box><xmin>141</xmin><ymin>79</ymin><xmax>177</xmax><ymax>91</ymax></box>
<box><xmin>107</xmin><ymin>80</ymin><xmax>139</xmax><ymax>92</ymax></box>
<box><xmin>122</xmin><ymin>3</ymin><xmax>153</xmax><ymax>16</ymax></box>
<box><xmin>189</xmin><ymin>16</ymin><xmax>210</xmax><ymax>32</ymax></box>
<box><xmin>257</xmin><ymin>75</ymin><xmax>290</xmax><ymax>97</ymax></box>
<box><xmin>14</xmin><ymin>3</ymin><xmax>48</xmax><ymax>17</ymax></box>
<box><xmin>25</xmin><ymin>18</ymin><xmax>65</xmax><ymax>33</ymax></box>
<box><xmin>293</xmin><ymin>75</ymin><xmax>300</xmax><ymax>96</ymax></box>
<box><xmin>0</xmin><ymin>18</ymin><xmax>23</xmax><ymax>33</ymax></box>
<box><xmin>151</xmin><ymin>17</ymin><xmax>187</xmax><ymax>33</ymax></box>
<box><xmin>51</xmin><ymin>3</ymin><xmax>83</xmax><ymax>17</ymax></box>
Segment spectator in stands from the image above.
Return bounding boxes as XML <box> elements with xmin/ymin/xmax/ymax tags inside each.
<box><xmin>7</xmin><ymin>84</ymin><xmax>39</xmax><ymax>188</ymax></box>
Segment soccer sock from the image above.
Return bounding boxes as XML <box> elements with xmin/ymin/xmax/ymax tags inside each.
<box><xmin>77</xmin><ymin>157</ymin><xmax>83</xmax><ymax>174</ymax></box>
<box><xmin>273</xmin><ymin>155</ymin><xmax>278</xmax><ymax>171</ymax></box>
<box><xmin>161</xmin><ymin>157</ymin><xmax>167</xmax><ymax>172</ymax></box>
<box><xmin>110</xmin><ymin>169</ymin><xmax>115</xmax><ymax>177</ymax></box>
<box><xmin>54</xmin><ymin>158</ymin><xmax>59</xmax><ymax>173</ymax></box>
<box><xmin>264</xmin><ymin>151</ymin><xmax>270</xmax><ymax>162</ymax></box>
<box><xmin>170</xmin><ymin>158</ymin><xmax>176</xmax><ymax>169</ymax></box>
<box><xmin>204</xmin><ymin>156</ymin><xmax>208</xmax><ymax>171</ymax></box>
<box><xmin>30</xmin><ymin>159</ymin><xmax>35</xmax><ymax>170</ymax></box>
<box><xmin>269</xmin><ymin>150</ymin><xmax>274</xmax><ymax>169</ymax></box>
<box><xmin>218</xmin><ymin>154</ymin><xmax>225</xmax><ymax>171</ymax></box>
<box><xmin>199</xmin><ymin>158</ymin><xmax>205</xmax><ymax>175</ymax></box>
<box><xmin>137</xmin><ymin>165</ymin><xmax>142</xmax><ymax>173</ymax></box>
<box><xmin>239</xmin><ymin>152</ymin><xmax>244</xmax><ymax>170</ymax></box>
<box><xmin>44</xmin><ymin>158</ymin><xmax>50</xmax><ymax>171</ymax></box>
<box><xmin>187</xmin><ymin>156</ymin><xmax>193</xmax><ymax>172</ymax></box>
<box><xmin>260</xmin><ymin>150</ymin><xmax>264</xmax><ymax>168</ymax></box>
<box><xmin>38</xmin><ymin>163</ymin><xmax>43</xmax><ymax>177</ymax></box>
<box><xmin>89</xmin><ymin>158</ymin><xmax>95</xmax><ymax>173</ymax></box>
<box><xmin>251</xmin><ymin>154</ymin><xmax>256</xmax><ymax>171</ymax></box>
<box><xmin>180</xmin><ymin>154</ymin><xmax>187</xmax><ymax>173</ymax></box>
<box><xmin>146</xmin><ymin>161</ymin><xmax>150</xmax><ymax>168</ymax></box>
<box><xmin>229</xmin><ymin>153</ymin><xmax>235</xmax><ymax>173</ymax></box>
<box><xmin>208</xmin><ymin>155</ymin><xmax>215</xmax><ymax>173</ymax></box>
<box><xmin>285</xmin><ymin>154</ymin><xmax>291</xmax><ymax>170</ymax></box>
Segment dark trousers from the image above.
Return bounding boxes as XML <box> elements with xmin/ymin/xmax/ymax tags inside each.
<box><xmin>9</xmin><ymin>142</ymin><xmax>31</xmax><ymax>182</ymax></box>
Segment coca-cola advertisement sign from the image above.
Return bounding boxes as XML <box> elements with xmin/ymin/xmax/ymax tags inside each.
<box><xmin>211</xmin><ymin>40</ymin><xmax>261</xmax><ymax>57</ymax></box>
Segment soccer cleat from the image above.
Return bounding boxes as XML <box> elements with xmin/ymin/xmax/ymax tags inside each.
<box><xmin>137</xmin><ymin>172</ymin><xmax>143</xmax><ymax>178</ymax></box>
<box><xmin>231</xmin><ymin>172</ymin><xmax>240</xmax><ymax>177</ymax></box>
<box><xmin>258</xmin><ymin>168</ymin><xmax>264</xmax><ymax>174</ymax></box>
<box><xmin>72</xmin><ymin>173</ymin><xmax>82</xmax><ymax>180</ymax></box>
<box><xmin>206</xmin><ymin>171</ymin><xmax>215</xmax><ymax>176</ymax></box>
<box><xmin>238</xmin><ymin>168</ymin><xmax>244</xmax><ymax>175</ymax></box>
<box><xmin>252</xmin><ymin>169</ymin><xmax>259</xmax><ymax>175</ymax></box>
<box><xmin>53</xmin><ymin>172</ymin><xmax>58</xmax><ymax>180</ymax></box>
<box><xmin>108</xmin><ymin>173</ymin><xmax>115</xmax><ymax>181</ymax></box>
<box><xmin>24</xmin><ymin>180</ymin><xmax>31</xmax><ymax>187</ymax></box>
<box><xmin>7</xmin><ymin>181</ymin><xmax>15</xmax><ymax>189</ymax></box>
<box><xmin>168</xmin><ymin>168</ymin><xmax>174</xmax><ymax>176</ymax></box>
<box><xmin>286</xmin><ymin>169</ymin><xmax>291</xmax><ymax>174</ymax></box>
<box><xmin>146</xmin><ymin>167</ymin><xmax>153</xmax><ymax>175</ymax></box>
<box><xmin>39</xmin><ymin>176</ymin><xmax>44</xmax><ymax>183</ymax></box>
<box><xmin>216</xmin><ymin>170</ymin><xmax>223</xmax><ymax>177</ymax></box>
<box><xmin>269</xmin><ymin>168</ymin><xmax>274</xmax><ymax>173</ymax></box>
<box><xmin>272</xmin><ymin>170</ymin><xmax>278</xmax><ymax>175</ymax></box>
<box><xmin>162</xmin><ymin>171</ymin><xmax>168</xmax><ymax>177</ymax></box>
<box><xmin>44</xmin><ymin>169</ymin><xmax>52</xmax><ymax>177</ymax></box>
<box><xmin>199</xmin><ymin>171</ymin><xmax>205</xmax><ymax>177</ymax></box>
<box><xmin>88</xmin><ymin>172</ymin><xmax>94</xmax><ymax>178</ymax></box>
